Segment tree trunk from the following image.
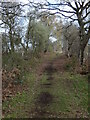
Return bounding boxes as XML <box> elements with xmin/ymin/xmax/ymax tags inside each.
<box><xmin>10</xmin><ymin>39</ymin><xmax>14</xmax><ymax>53</ymax></box>
<box><xmin>80</xmin><ymin>38</ymin><xmax>88</xmax><ymax>65</ymax></box>
<box><xmin>79</xmin><ymin>26</ymin><xmax>89</xmax><ymax>65</ymax></box>
<box><xmin>80</xmin><ymin>49</ymin><xmax>84</xmax><ymax>65</ymax></box>
<box><xmin>9</xmin><ymin>27</ymin><xmax>14</xmax><ymax>53</ymax></box>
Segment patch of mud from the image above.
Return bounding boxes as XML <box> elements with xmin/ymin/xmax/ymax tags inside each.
<box><xmin>34</xmin><ymin>92</ymin><xmax>53</xmax><ymax>117</ymax></box>
<box><xmin>42</xmin><ymin>83</ymin><xmax>52</xmax><ymax>85</ymax></box>
<box><xmin>40</xmin><ymin>83</ymin><xmax>52</xmax><ymax>88</ymax></box>
<box><xmin>47</xmin><ymin>76</ymin><xmax>53</xmax><ymax>81</ymax></box>
<box><xmin>44</xmin><ymin>64</ymin><xmax>57</xmax><ymax>74</ymax></box>
<box><xmin>37</xmin><ymin>92</ymin><xmax>53</xmax><ymax>105</ymax></box>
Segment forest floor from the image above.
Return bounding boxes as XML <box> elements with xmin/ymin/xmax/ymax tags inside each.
<box><xmin>2</xmin><ymin>53</ymin><xmax>89</xmax><ymax>118</ymax></box>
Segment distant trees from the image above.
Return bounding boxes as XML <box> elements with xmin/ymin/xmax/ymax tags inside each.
<box><xmin>36</xmin><ymin>0</ymin><xmax>90</xmax><ymax>65</ymax></box>
<box><xmin>62</xmin><ymin>23</ymin><xmax>80</xmax><ymax>58</ymax></box>
<box><xmin>26</xmin><ymin>20</ymin><xmax>50</xmax><ymax>54</ymax></box>
<box><xmin>1</xmin><ymin>2</ymin><xmax>22</xmax><ymax>54</ymax></box>
<box><xmin>1</xmin><ymin>0</ymin><xmax>89</xmax><ymax>65</ymax></box>
<box><xmin>1</xmin><ymin>2</ymin><xmax>54</xmax><ymax>56</ymax></box>
<box><xmin>40</xmin><ymin>13</ymin><xmax>63</xmax><ymax>52</ymax></box>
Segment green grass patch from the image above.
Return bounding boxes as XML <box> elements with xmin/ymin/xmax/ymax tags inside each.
<box><xmin>40</xmin><ymin>74</ymin><xmax>48</xmax><ymax>84</ymax></box>
<box><xmin>48</xmin><ymin>72</ymin><xmax>88</xmax><ymax>114</ymax></box>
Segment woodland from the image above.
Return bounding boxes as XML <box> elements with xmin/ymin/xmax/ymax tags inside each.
<box><xmin>0</xmin><ymin>0</ymin><xmax>90</xmax><ymax>118</ymax></box>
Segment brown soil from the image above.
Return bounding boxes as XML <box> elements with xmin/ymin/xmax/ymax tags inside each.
<box><xmin>34</xmin><ymin>91</ymin><xmax>53</xmax><ymax>117</ymax></box>
<box><xmin>52</xmin><ymin>55</ymin><xmax>68</xmax><ymax>72</ymax></box>
<box><xmin>37</xmin><ymin>92</ymin><xmax>53</xmax><ymax>105</ymax></box>
<box><xmin>37</xmin><ymin>54</ymin><xmax>68</xmax><ymax>76</ymax></box>
<box><xmin>33</xmin><ymin>54</ymin><xmax>68</xmax><ymax>117</ymax></box>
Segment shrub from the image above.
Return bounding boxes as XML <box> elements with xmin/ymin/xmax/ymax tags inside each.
<box><xmin>64</xmin><ymin>56</ymin><xmax>78</xmax><ymax>72</ymax></box>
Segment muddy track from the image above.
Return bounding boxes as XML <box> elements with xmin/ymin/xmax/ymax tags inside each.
<box><xmin>33</xmin><ymin>61</ymin><xmax>58</xmax><ymax>118</ymax></box>
<box><xmin>29</xmin><ymin>55</ymin><xmax>68</xmax><ymax>118</ymax></box>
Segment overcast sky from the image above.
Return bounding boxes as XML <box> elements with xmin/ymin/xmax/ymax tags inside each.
<box><xmin>19</xmin><ymin>0</ymin><xmax>55</xmax><ymax>4</ymax></box>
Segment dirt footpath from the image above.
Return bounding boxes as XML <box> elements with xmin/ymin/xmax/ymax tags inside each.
<box><xmin>30</xmin><ymin>54</ymin><xmax>68</xmax><ymax>118</ymax></box>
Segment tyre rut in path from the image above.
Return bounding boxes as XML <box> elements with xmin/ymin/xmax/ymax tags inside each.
<box><xmin>34</xmin><ymin>61</ymin><xmax>57</xmax><ymax>117</ymax></box>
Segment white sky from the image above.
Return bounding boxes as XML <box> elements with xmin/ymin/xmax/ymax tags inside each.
<box><xmin>19</xmin><ymin>0</ymin><xmax>55</xmax><ymax>4</ymax></box>
<box><xmin>19</xmin><ymin>0</ymin><xmax>43</xmax><ymax>3</ymax></box>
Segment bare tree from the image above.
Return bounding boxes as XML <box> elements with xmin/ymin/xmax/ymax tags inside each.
<box><xmin>1</xmin><ymin>2</ymin><xmax>22</xmax><ymax>53</ymax></box>
<box><xmin>34</xmin><ymin>0</ymin><xmax>90</xmax><ymax>65</ymax></box>
<box><xmin>62</xmin><ymin>23</ymin><xmax>80</xmax><ymax>58</ymax></box>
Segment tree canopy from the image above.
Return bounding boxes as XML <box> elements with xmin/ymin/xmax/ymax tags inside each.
<box><xmin>0</xmin><ymin>0</ymin><xmax>90</xmax><ymax>64</ymax></box>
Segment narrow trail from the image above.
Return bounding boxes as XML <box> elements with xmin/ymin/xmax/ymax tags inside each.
<box><xmin>30</xmin><ymin>54</ymin><xmax>68</xmax><ymax>118</ymax></box>
<box><xmin>35</xmin><ymin>62</ymin><xmax>55</xmax><ymax>117</ymax></box>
